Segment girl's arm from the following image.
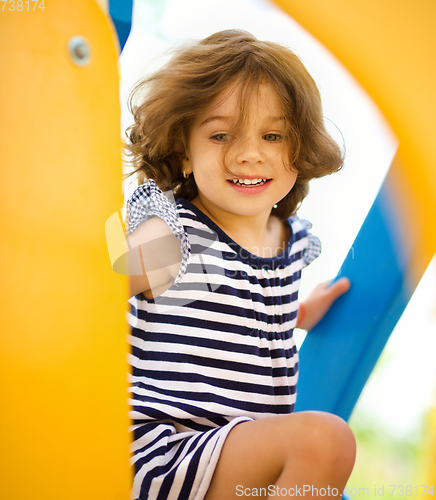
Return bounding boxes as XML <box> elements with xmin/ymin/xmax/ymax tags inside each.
<box><xmin>127</xmin><ymin>216</ymin><xmax>182</xmax><ymax>298</ymax></box>
<box><xmin>296</xmin><ymin>277</ymin><xmax>351</xmax><ymax>331</ymax></box>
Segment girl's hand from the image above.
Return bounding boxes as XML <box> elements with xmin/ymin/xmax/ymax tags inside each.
<box><xmin>296</xmin><ymin>277</ymin><xmax>351</xmax><ymax>331</ymax></box>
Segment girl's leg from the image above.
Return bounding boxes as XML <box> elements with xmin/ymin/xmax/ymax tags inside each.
<box><xmin>204</xmin><ymin>411</ymin><xmax>356</xmax><ymax>500</ymax></box>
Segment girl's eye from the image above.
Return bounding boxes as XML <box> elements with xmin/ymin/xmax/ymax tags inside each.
<box><xmin>212</xmin><ymin>133</ymin><xmax>229</xmax><ymax>142</ymax></box>
<box><xmin>263</xmin><ymin>133</ymin><xmax>281</xmax><ymax>142</ymax></box>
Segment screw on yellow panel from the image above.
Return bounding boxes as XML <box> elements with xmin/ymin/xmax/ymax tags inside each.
<box><xmin>0</xmin><ymin>1</ymin><xmax>130</xmax><ymax>499</ymax></box>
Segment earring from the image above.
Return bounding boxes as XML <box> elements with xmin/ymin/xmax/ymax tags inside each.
<box><xmin>183</xmin><ymin>171</ymin><xmax>190</xmax><ymax>179</ymax></box>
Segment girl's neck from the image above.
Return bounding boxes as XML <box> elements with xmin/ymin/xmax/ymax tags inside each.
<box><xmin>191</xmin><ymin>195</ymin><xmax>288</xmax><ymax>258</ymax></box>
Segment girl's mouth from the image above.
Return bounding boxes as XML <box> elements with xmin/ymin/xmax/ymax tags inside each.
<box><xmin>227</xmin><ymin>178</ymin><xmax>272</xmax><ymax>193</ymax></box>
<box><xmin>229</xmin><ymin>178</ymin><xmax>269</xmax><ymax>187</ymax></box>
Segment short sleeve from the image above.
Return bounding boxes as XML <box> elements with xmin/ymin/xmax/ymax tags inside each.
<box><xmin>126</xmin><ymin>180</ymin><xmax>190</xmax><ymax>284</ymax></box>
<box><xmin>300</xmin><ymin>219</ymin><xmax>322</xmax><ymax>268</ymax></box>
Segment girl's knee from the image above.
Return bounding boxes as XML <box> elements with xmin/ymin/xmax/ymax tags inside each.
<box><xmin>285</xmin><ymin>411</ymin><xmax>356</xmax><ymax>477</ymax></box>
<box><xmin>313</xmin><ymin>412</ymin><xmax>356</xmax><ymax>473</ymax></box>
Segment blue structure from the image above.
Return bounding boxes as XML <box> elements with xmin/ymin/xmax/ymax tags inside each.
<box><xmin>295</xmin><ymin>166</ymin><xmax>417</xmax><ymax>420</ymax></box>
<box><xmin>109</xmin><ymin>0</ymin><xmax>133</xmax><ymax>51</ymax></box>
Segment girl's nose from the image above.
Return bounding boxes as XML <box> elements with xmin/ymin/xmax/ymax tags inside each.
<box><xmin>235</xmin><ymin>136</ymin><xmax>264</xmax><ymax>164</ymax></box>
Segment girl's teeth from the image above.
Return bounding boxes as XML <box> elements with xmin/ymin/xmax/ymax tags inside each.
<box><xmin>231</xmin><ymin>178</ymin><xmax>267</xmax><ymax>186</ymax></box>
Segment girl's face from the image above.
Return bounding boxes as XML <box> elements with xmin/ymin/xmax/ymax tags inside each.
<box><xmin>183</xmin><ymin>82</ymin><xmax>298</xmax><ymax>226</ymax></box>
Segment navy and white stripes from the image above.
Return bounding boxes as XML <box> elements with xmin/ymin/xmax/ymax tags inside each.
<box><xmin>127</xmin><ymin>183</ymin><xmax>321</xmax><ymax>500</ymax></box>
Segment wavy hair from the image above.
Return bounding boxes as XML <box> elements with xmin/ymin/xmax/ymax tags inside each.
<box><xmin>125</xmin><ymin>29</ymin><xmax>344</xmax><ymax>219</ymax></box>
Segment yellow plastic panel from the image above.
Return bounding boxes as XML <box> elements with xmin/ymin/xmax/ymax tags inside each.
<box><xmin>273</xmin><ymin>0</ymin><xmax>436</xmax><ymax>275</ymax></box>
<box><xmin>0</xmin><ymin>2</ymin><xmax>130</xmax><ymax>499</ymax></box>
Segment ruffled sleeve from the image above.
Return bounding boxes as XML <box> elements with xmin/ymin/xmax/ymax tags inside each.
<box><xmin>300</xmin><ymin>219</ymin><xmax>322</xmax><ymax>268</ymax></box>
<box><xmin>126</xmin><ymin>180</ymin><xmax>190</xmax><ymax>284</ymax></box>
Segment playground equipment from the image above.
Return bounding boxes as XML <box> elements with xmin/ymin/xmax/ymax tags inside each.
<box><xmin>271</xmin><ymin>0</ymin><xmax>436</xmax><ymax>486</ymax></box>
<box><xmin>0</xmin><ymin>2</ymin><xmax>130</xmax><ymax>499</ymax></box>
<box><xmin>1</xmin><ymin>0</ymin><xmax>435</xmax><ymax>498</ymax></box>
<box><xmin>271</xmin><ymin>0</ymin><xmax>436</xmax><ymax>421</ymax></box>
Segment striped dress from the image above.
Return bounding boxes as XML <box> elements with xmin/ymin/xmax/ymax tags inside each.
<box><xmin>127</xmin><ymin>181</ymin><xmax>321</xmax><ymax>500</ymax></box>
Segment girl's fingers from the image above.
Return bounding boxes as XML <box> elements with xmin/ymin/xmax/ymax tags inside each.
<box><xmin>328</xmin><ymin>277</ymin><xmax>351</xmax><ymax>300</ymax></box>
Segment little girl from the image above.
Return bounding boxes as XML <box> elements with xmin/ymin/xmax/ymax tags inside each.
<box><xmin>124</xmin><ymin>30</ymin><xmax>355</xmax><ymax>500</ymax></box>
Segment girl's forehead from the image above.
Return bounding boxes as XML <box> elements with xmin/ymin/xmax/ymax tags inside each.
<box><xmin>196</xmin><ymin>81</ymin><xmax>285</xmax><ymax>124</ymax></box>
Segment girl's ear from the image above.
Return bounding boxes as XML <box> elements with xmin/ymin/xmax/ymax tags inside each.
<box><xmin>182</xmin><ymin>156</ymin><xmax>192</xmax><ymax>177</ymax></box>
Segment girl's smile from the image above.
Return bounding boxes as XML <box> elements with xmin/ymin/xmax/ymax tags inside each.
<box><xmin>228</xmin><ymin>177</ymin><xmax>272</xmax><ymax>194</ymax></box>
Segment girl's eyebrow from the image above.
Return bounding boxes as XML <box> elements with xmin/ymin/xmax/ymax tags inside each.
<box><xmin>199</xmin><ymin>115</ymin><xmax>232</xmax><ymax>127</ymax></box>
<box><xmin>199</xmin><ymin>116</ymin><xmax>285</xmax><ymax>127</ymax></box>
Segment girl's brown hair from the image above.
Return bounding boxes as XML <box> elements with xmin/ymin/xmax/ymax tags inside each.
<box><xmin>125</xmin><ymin>29</ymin><xmax>344</xmax><ymax>219</ymax></box>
